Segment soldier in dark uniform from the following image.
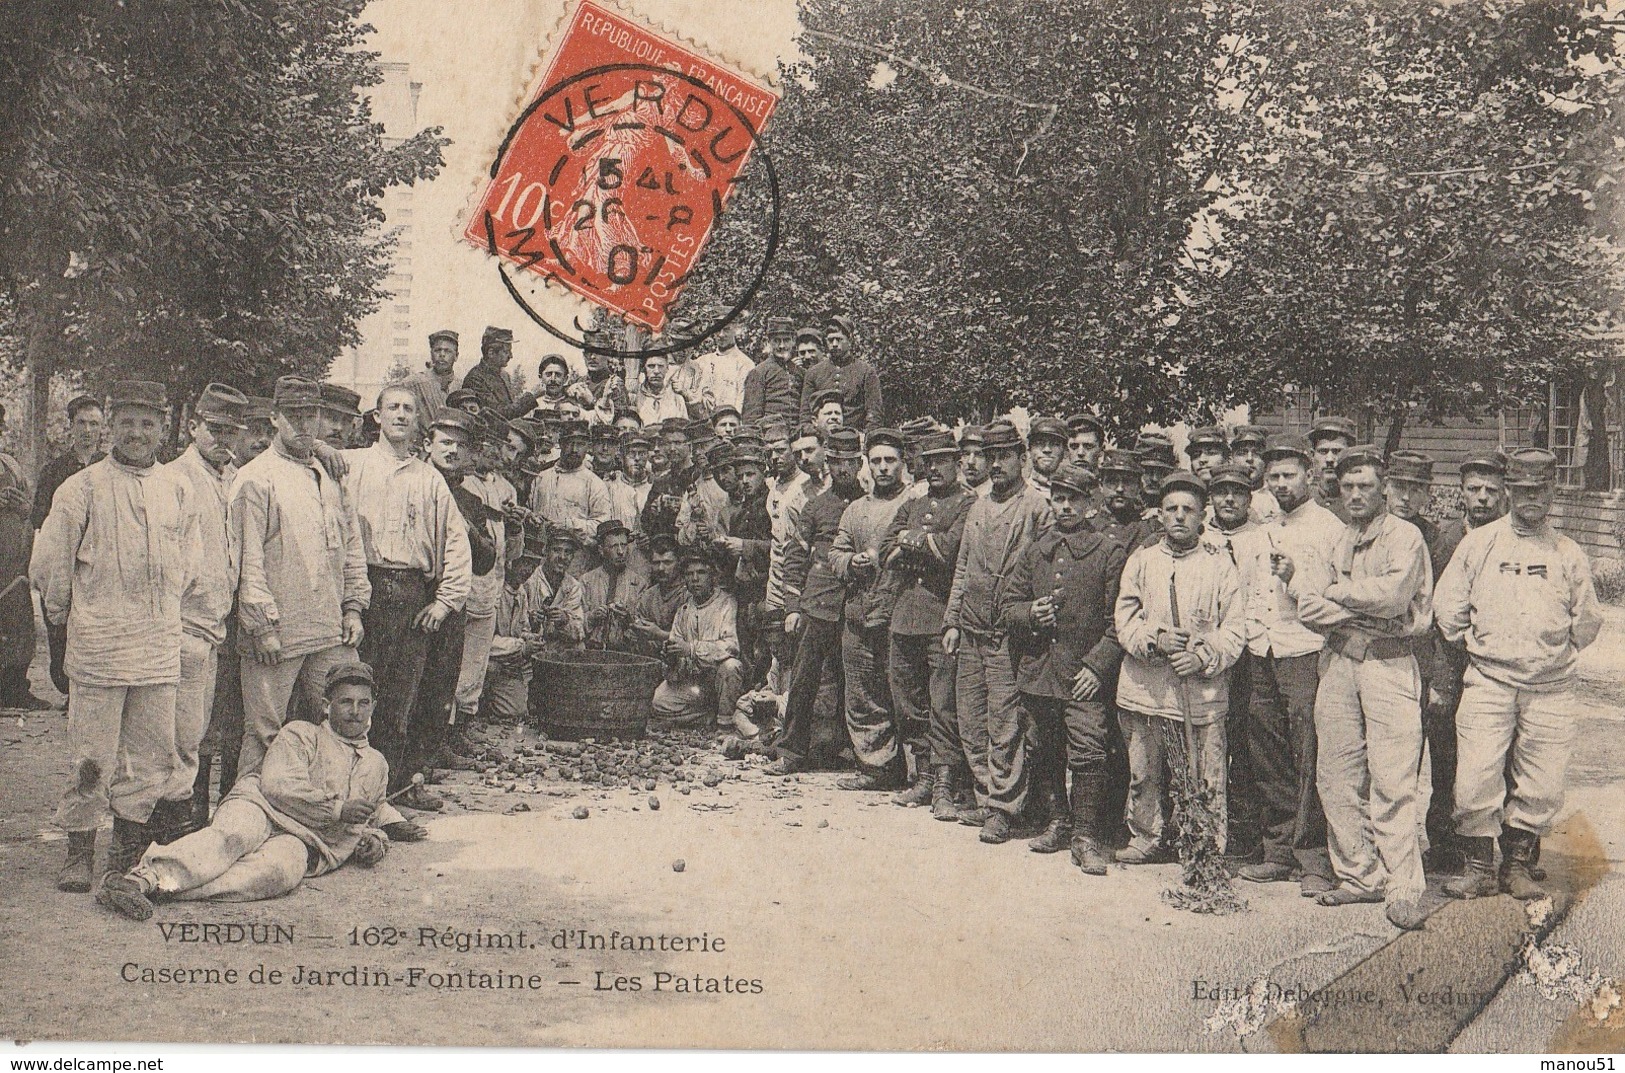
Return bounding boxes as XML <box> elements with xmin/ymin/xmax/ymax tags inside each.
<box><xmin>30</xmin><ymin>393</ymin><xmax>106</xmax><ymax>699</ymax></box>
<box><xmin>769</xmin><ymin>428</ymin><xmax>866</xmax><ymax>774</ymax></box>
<box><xmin>1097</xmin><ymin>450</ymin><xmax>1157</xmax><ymax>551</ymax></box>
<box><xmin>878</xmin><ymin>431</ymin><xmax>975</xmax><ymax>815</ymax></box>
<box><xmin>641</xmin><ymin>418</ymin><xmax>700</xmax><ymax>539</ymax></box>
<box><xmin>1308</xmin><ymin>416</ymin><xmax>1357</xmax><ymax>522</ymax></box>
<box><xmin>1003</xmin><ymin>463</ymin><xmax>1127</xmax><ymax>874</ymax></box>
<box><xmin>459</xmin><ymin>327</ymin><xmax>540</xmax><ymax>420</ymax></box>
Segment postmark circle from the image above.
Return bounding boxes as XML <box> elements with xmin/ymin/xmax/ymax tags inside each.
<box><xmin>481</xmin><ymin>61</ymin><xmax>780</xmax><ymax>360</ymax></box>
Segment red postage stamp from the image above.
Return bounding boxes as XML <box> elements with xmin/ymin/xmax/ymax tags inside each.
<box><xmin>463</xmin><ymin>0</ymin><xmax>779</xmax><ymax>334</ymax></box>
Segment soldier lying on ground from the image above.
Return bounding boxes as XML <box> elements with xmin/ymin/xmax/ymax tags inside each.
<box><xmin>94</xmin><ymin>661</ymin><xmax>425</xmax><ymax>921</ymax></box>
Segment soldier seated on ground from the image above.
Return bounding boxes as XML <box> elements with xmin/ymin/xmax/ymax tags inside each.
<box><xmin>650</xmin><ymin>548</ymin><xmax>744</xmax><ymax>732</ymax></box>
<box><xmin>95</xmin><ymin>662</ymin><xmax>424</xmax><ymax>921</ymax></box>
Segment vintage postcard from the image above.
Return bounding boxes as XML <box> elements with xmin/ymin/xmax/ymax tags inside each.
<box><xmin>1</xmin><ymin>0</ymin><xmax>1623</xmax><ymax>1058</ymax></box>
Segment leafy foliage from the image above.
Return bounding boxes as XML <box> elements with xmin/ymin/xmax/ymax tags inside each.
<box><xmin>0</xmin><ymin>0</ymin><xmax>447</xmax><ymax>424</ymax></box>
<box><xmin>681</xmin><ymin>0</ymin><xmax>1625</xmax><ymax>434</ymax></box>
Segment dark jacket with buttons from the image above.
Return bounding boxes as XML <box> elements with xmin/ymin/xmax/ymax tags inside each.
<box><xmin>782</xmin><ymin>487</ymin><xmax>858</xmax><ymax>623</ymax></box>
<box><xmin>1003</xmin><ymin>526</ymin><xmax>1127</xmax><ymax>700</ymax></box>
<box><xmin>879</xmin><ymin>484</ymin><xmax>974</xmax><ymax>636</ymax></box>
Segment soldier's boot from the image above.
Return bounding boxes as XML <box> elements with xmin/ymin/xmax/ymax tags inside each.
<box><xmin>1529</xmin><ymin>837</ymin><xmax>1548</xmax><ymax>882</ymax></box>
<box><xmin>56</xmin><ymin>830</ymin><xmax>97</xmax><ymax>893</ymax></box>
<box><xmin>891</xmin><ymin>752</ymin><xmax>934</xmax><ymax>808</ymax></box>
<box><xmin>1029</xmin><ymin>781</ymin><xmax>1072</xmax><ymax>854</ymax></box>
<box><xmin>96</xmin><ymin>871</ymin><xmax>156</xmax><ymax>921</ymax></box>
<box><xmin>1068</xmin><ymin>768</ymin><xmax>1110</xmax><ymax>876</ymax></box>
<box><xmin>1500</xmin><ymin>827</ymin><xmax>1546</xmax><ymax>900</ymax></box>
<box><xmin>1444</xmin><ymin>836</ymin><xmax>1499</xmax><ymax>900</ymax></box>
<box><xmin>107</xmin><ymin>817</ymin><xmax>153</xmax><ymax>877</ymax></box>
<box><xmin>930</xmin><ymin>766</ymin><xmax>961</xmax><ymax>822</ymax></box>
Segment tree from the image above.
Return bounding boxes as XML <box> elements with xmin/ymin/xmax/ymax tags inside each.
<box><xmin>677</xmin><ymin>0</ymin><xmax>1625</xmax><ymax>442</ymax></box>
<box><xmin>0</xmin><ymin>0</ymin><xmax>447</xmax><ymax>462</ymax></box>
<box><xmin>1185</xmin><ymin>0</ymin><xmax>1625</xmax><ymax>457</ymax></box>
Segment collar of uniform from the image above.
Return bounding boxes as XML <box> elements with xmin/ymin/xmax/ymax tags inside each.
<box><xmin>368</xmin><ymin>438</ymin><xmax>418</xmax><ymax>468</ymax></box>
<box><xmin>1041</xmin><ymin>525</ymin><xmax>1100</xmax><ymax>557</ymax></box>
<box><xmin>271</xmin><ymin>438</ymin><xmax>320</xmax><ymax>470</ymax></box>
<box><xmin>1161</xmin><ymin>537</ymin><xmax>1204</xmax><ymax>559</ymax></box>
<box><xmin>107</xmin><ymin>454</ymin><xmax>157</xmax><ymax>476</ymax></box>
<box><xmin>871</xmin><ymin>482</ymin><xmax>907</xmax><ymax>503</ymax></box>
<box><xmin>923</xmin><ymin>482</ymin><xmax>968</xmax><ymax>505</ymax></box>
<box><xmin>1350</xmin><ymin>512</ymin><xmax>1390</xmax><ymax>548</ymax></box>
<box><xmin>182</xmin><ymin>443</ymin><xmax>236</xmax><ymax>483</ymax></box>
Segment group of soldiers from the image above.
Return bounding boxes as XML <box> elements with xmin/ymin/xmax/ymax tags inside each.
<box><xmin>15</xmin><ymin>313</ymin><xmax>1602</xmax><ymax>933</ymax></box>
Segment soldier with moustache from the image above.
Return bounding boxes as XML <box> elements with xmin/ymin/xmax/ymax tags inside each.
<box><xmin>1003</xmin><ymin>463</ymin><xmax>1126</xmax><ymax>873</ymax></box>
<box><xmin>878</xmin><ymin>430</ymin><xmax>975</xmax><ymax>816</ymax></box>
<box><xmin>769</xmin><ymin>427</ymin><xmax>866</xmax><ymax>774</ymax></box>
<box><xmin>1424</xmin><ymin>454</ymin><xmax>1510</xmax><ymax>872</ymax></box>
<box><xmin>941</xmin><ymin>420</ymin><xmax>1053</xmax><ymax>844</ymax></box>
<box><xmin>460</xmin><ymin>327</ymin><xmax>540</xmax><ymax>421</ymax></box>
<box><xmin>1027</xmin><ymin>416</ymin><xmax>1069</xmax><ymax>500</ymax></box>
<box><xmin>1201</xmin><ymin>462</ymin><xmax>1264</xmax><ymax>861</ymax></box>
<box><xmin>1097</xmin><ymin>450</ymin><xmax>1158</xmax><ymax>551</ymax></box>
<box><xmin>742</xmin><ymin>317</ymin><xmax>802</xmax><ymax>427</ymax></box>
<box><xmin>1436</xmin><ymin>449</ymin><xmax>1601</xmax><ymax>901</ymax></box>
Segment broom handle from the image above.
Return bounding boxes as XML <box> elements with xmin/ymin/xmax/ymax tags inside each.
<box><xmin>1168</xmin><ymin>571</ymin><xmax>1201</xmax><ymax>786</ymax></box>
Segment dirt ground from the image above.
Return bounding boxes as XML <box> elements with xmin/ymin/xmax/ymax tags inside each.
<box><xmin>3</xmin><ymin>610</ymin><xmax>1624</xmax><ymax>1052</ymax></box>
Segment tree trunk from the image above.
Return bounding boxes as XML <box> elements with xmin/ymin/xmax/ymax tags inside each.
<box><xmin>23</xmin><ymin>294</ymin><xmax>52</xmax><ymax>472</ymax></box>
<box><xmin>1382</xmin><ymin>404</ymin><xmax>1408</xmax><ymax>459</ymax></box>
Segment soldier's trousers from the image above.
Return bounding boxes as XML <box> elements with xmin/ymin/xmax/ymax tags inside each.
<box><xmin>197</xmin><ymin>617</ymin><xmax>246</xmax><ymax>808</ymax></box>
<box><xmin>775</xmin><ymin>616</ymin><xmax>844</xmax><ymax>764</ymax></box>
<box><xmin>955</xmin><ymin>633</ymin><xmax>1028</xmax><ymax>817</ymax></box>
<box><xmin>361</xmin><ymin>569</ymin><xmax>433</xmax><ymax>793</ymax></box>
<box><xmin>1454</xmin><ymin>667</ymin><xmax>1575</xmax><ymax>839</ymax></box>
<box><xmin>410</xmin><ymin>610</ymin><xmax>466</xmax><ymax>780</ymax></box>
<box><xmin>131</xmin><ymin>797</ymin><xmax>307</xmax><ymax>903</ymax></box>
<box><xmin>453</xmin><ymin>610</ymin><xmax>497</xmax><ymax>723</ymax></box>
<box><xmin>1119</xmin><ymin>710</ymin><xmax>1227</xmax><ymax>855</ymax></box>
<box><xmin>1247</xmin><ymin>651</ymin><xmax>1333</xmax><ymax>878</ymax></box>
<box><xmin>1315</xmin><ymin>650</ymin><xmax>1425</xmax><ymax>904</ymax></box>
<box><xmin>843</xmin><ymin>622</ymin><xmax>900</xmax><ymax>775</ymax></box>
<box><xmin>56</xmin><ymin>680</ymin><xmax>178</xmax><ymax>832</ymax></box>
<box><xmin>1225</xmin><ymin>653</ymin><xmax>1260</xmax><ymax>856</ymax></box>
<box><xmin>887</xmin><ymin>632</ymin><xmax>957</xmax><ymax>771</ymax></box>
<box><xmin>166</xmin><ymin>633</ymin><xmax>219</xmax><ymax>805</ymax></box>
<box><xmin>1423</xmin><ymin>687</ymin><xmax>1462</xmax><ymax>850</ymax></box>
<box><xmin>239</xmin><ymin>644</ymin><xmax>357</xmax><ymax>779</ymax></box>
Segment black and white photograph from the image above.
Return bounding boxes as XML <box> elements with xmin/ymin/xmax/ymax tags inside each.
<box><xmin>1</xmin><ymin>0</ymin><xmax>1624</xmax><ymax>1059</ymax></box>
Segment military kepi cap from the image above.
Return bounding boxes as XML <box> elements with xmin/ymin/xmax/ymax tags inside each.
<box><xmin>1050</xmin><ymin>462</ymin><xmax>1099</xmax><ymax>496</ymax></box>
<box><xmin>981</xmin><ymin>420</ymin><xmax>1024</xmax><ymax>451</ymax></box>
<box><xmin>1187</xmin><ymin>426</ymin><xmax>1229</xmax><ymax>453</ymax></box>
<box><xmin>324</xmin><ymin>660</ymin><xmax>375</xmax><ymax>694</ymax></box>
<box><xmin>1029</xmin><ymin>416</ymin><xmax>1069</xmax><ymax>443</ymax></box>
<box><xmin>1333</xmin><ymin>443</ymin><xmax>1386</xmax><ymax>478</ymax></box>
<box><xmin>1387</xmin><ymin>450</ymin><xmax>1434</xmax><ymax>484</ymax></box>
<box><xmin>917</xmin><ymin>431</ymin><xmax>959</xmax><ymax>458</ymax></box>
<box><xmin>1230</xmin><ymin>424</ymin><xmax>1269</xmax><ymax>448</ymax></box>
<box><xmin>1158</xmin><ymin>469</ymin><xmax>1209</xmax><ymax>504</ymax></box>
<box><xmin>866</xmin><ymin>427</ymin><xmax>905</xmax><ymax>452</ymax></box>
<box><xmin>1309</xmin><ymin>416</ymin><xmax>1359</xmax><ymax>446</ymax></box>
<box><xmin>1460</xmin><ymin>454</ymin><xmax>1508</xmax><ymax>480</ymax></box>
<box><xmin>1504</xmin><ymin>448</ymin><xmax>1558</xmax><ymax>487</ymax></box>
<box><xmin>428</xmin><ymin>329</ymin><xmax>459</xmax><ymax>346</ymax></box>
<box><xmin>320</xmin><ymin>382</ymin><xmax>362</xmax><ymax>417</ymax></box>
<box><xmin>108</xmin><ymin>380</ymin><xmax>168</xmax><ymax>413</ymax></box>
<box><xmin>824</xmin><ymin>426</ymin><xmax>863</xmax><ymax>459</ymax></box>
<box><xmin>1098</xmin><ymin>449</ymin><xmax>1142</xmax><ymax>476</ymax></box>
<box><xmin>430</xmin><ymin>409</ymin><xmax>475</xmax><ymax>438</ymax></box>
<box><xmin>273</xmin><ymin>375</ymin><xmax>322</xmax><ymax>411</ymax></box>
<box><xmin>482</xmin><ymin>326</ymin><xmax>514</xmax><ymax>347</ymax></box>
<box><xmin>1262</xmin><ymin>434</ymin><xmax>1314</xmax><ymax>465</ymax></box>
<box><xmin>192</xmin><ymin>383</ymin><xmax>249</xmax><ymax>429</ymax></box>
<box><xmin>1206</xmin><ymin>462</ymin><xmax>1254</xmax><ymax>492</ymax></box>
<box><xmin>244</xmin><ymin>395</ymin><xmax>276</xmax><ymax>422</ymax></box>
